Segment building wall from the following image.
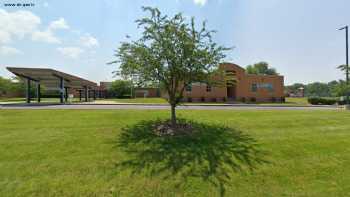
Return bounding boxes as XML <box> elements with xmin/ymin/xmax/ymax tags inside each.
<box><xmin>236</xmin><ymin>74</ymin><xmax>284</xmax><ymax>102</ymax></box>
<box><xmin>183</xmin><ymin>83</ymin><xmax>227</xmax><ymax>102</ymax></box>
<box><xmin>134</xmin><ymin>88</ymin><xmax>159</xmax><ymax>98</ymax></box>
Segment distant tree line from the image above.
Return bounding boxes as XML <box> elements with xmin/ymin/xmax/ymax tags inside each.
<box><xmin>107</xmin><ymin>79</ymin><xmax>160</xmax><ymax>98</ymax></box>
<box><xmin>0</xmin><ymin>76</ymin><xmax>48</xmax><ymax>98</ymax></box>
<box><xmin>0</xmin><ymin>76</ymin><xmax>27</xmax><ymax>97</ymax></box>
<box><xmin>285</xmin><ymin>80</ymin><xmax>350</xmax><ymax>97</ymax></box>
<box><xmin>246</xmin><ymin>62</ymin><xmax>278</xmax><ymax>75</ymax></box>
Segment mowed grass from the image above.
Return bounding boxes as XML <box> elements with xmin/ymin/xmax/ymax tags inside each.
<box><xmin>104</xmin><ymin>97</ymin><xmax>168</xmax><ymax>104</ymax></box>
<box><xmin>0</xmin><ymin>97</ymin><xmax>25</xmax><ymax>102</ymax></box>
<box><xmin>285</xmin><ymin>97</ymin><xmax>309</xmax><ymax>105</ymax></box>
<box><xmin>1</xmin><ymin>109</ymin><xmax>350</xmax><ymax>196</ymax></box>
<box><xmin>0</xmin><ymin>97</ymin><xmax>82</xmax><ymax>103</ymax></box>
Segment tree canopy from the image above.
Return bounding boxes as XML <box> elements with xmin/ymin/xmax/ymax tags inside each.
<box><xmin>0</xmin><ymin>76</ymin><xmax>29</xmax><ymax>97</ymax></box>
<box><xmin>285</xmin><ymin>80</ymin><xmax>350</xmax><ymax>97</ymax></box>
<box><xmin>337</xmin><ymin>64</ymin><xmax>349</xmax><ymax>74</ymax></box>
<box><xmin>109</xmin><ymin>80</ymin><xmax>133</xmax><ymax>98</ymax></box>
<box><xmin>246</xmin><ymin>62</ymin><xmax>278</xmax><ymax>75</ymax></box>
<box><xmin>110</xmin><ymin>7</ymin><xmax>229</xmax><ymax>126</ymax></box>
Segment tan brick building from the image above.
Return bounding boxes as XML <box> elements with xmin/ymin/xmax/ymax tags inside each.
<box><xmin>180</xmin><ymin>63</ymin><xmax>285</xmax><ymax>103</ymax></box>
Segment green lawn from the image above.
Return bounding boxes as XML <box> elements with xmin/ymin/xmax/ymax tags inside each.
<box><xmin>0</xmin><ymin>97</ymin><xmax>26</xmax><ymax>102</ymax></box>
<box><xmin>104</xmin><ymin>97</ymin><xmax>168</xmax><ymax>104</ymax></box>
<box><xmin>1</xmin><ymin>109</ymin><xmax>350</xmax><ymax>196</ymax></box>
<box><xmin>0</xmin><ymin>97</ymin><xmax>85</xmax><ymax>103</ymax></box>
<box><xmin>285</xmin><ymin>97</ymin><xmax>309</xmax><ymax>105</ymax></box>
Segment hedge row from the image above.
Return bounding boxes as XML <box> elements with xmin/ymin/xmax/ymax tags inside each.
<box><xmin>307</xmin><ymin>97</ymin><xmax>337</xmax><ymax>105</ymax></box>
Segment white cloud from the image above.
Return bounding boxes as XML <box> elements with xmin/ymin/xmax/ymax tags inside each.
<box><xmin>0</xmin><ymin>46</ymin><xmax>22</xmax><ymax>56</ymax></box>
<box><xmin>79</xmin><ymin>34</ymin><xmax>99</xmax><ymax>48</ymax></box>
<box><xmin>0</xmin><ymin>9</ymin><xmax>69</xmax><ymax>44</ymax></box>
<box><xmin>193</xmin><ymin>0</ymin><xmax>207</xmax><ymax>6</ymax></box>
<box><xmin>0</xmin><ymin>31</ymin><xmax>11</xmax><ymax>44</ymax></box>
<box><xmin>57</xmin><ymin>47</ymin><xmax>84</xmax><ymax>59</ymax></box>
<box><xmin>32</xmin><ymin>30</ymin><xmax>61</xmax><ymax>43</ymax></box>
<box><xmin>33</xmin><ymin>18</ymin><xmax>69</xmax><ymax>43</ymax></box>
<box><xmin>49</xmin><ymin>18</ymin><xmax>69</xmax><ymax>30</ymax></box>
<box><xmin>0</xmin><ymin>8</ymin><xmax>98</xmax><ymax>56</ymax></box>
<box><xmin>0</xmin><ymin>9</ymin><xmax>41</xmax><ymax>43</ymax></box>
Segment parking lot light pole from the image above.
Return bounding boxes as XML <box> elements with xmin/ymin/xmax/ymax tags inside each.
<box><xmin>339</xmin><ymin>26</ymin><xmax>349</xmax><ymax>105</ymax></box>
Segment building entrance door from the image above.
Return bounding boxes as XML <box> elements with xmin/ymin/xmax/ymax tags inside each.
<box><xmin>227</xmin><ymin>86</ymin><xmax>236</xmax><ymax>100</ymax></box>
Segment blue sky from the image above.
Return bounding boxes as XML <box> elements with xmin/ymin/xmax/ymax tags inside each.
<box><xmin>0</xmin><ymin>0</ymin><xmax>349</xmax><ymax>85</ymax></box>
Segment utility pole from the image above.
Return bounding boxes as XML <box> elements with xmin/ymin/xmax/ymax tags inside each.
<box><xmin>339</xmin><ymin>26</ymin><xmax>349</xmax><ymax>105</ymax></box>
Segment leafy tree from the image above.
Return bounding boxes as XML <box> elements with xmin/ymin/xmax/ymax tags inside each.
<box><xmin>0</xmin><ymin>77</ymin><xmax>12</xmax><ymax>96</ymax></box>
<box><xmin>337</xmin><ymin>65</ymin><xmax>350</xmax><ymax>101</ymax></box>
<box><xmin>246</xmin><ymin>62</ymin><xmax>278</xmax><ymax>75</ymax></box>
<box><xmin>109</xmin><ymin>80</ymin><xmax>133</xmax><ymax>98</ymax></box>
<box><xmin>110</xmin><ymin>7</ymin><xmax>229</xmax><ymax>126</ymax></box>
<box><xmin>285</xmin><ymin>80</ymin><xmax>350</xmax><ymax>98</ymax></box>
<box><xmin>306</xmin><ymin>82</ymin><xmax>331</xmax><ymax>97</ymax></box>
<box><xmin>0</xmin><ymin>76</ymin><xmax>45</xmax><ymax>98</ymax></box>
<box><xmin>330</xmin><ymin>80</ymin><xmax>350</xmax><ymax>97</ymax></box>
<box><xmin>0</xmin><ymin>76</ymin><xmax>28</xmax><ymax>97</ymax></box>
<box><xmin>285</xmin><ymin>83</ymin><xmax>305</xmax><ymax>96</ymax></box>
<box><xmin>337</xmin><ymin>64</ymin><xmax>349</xmax><ymax>73</ymax></box>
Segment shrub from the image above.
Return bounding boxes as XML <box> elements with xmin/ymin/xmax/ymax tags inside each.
<box><xmin>338</xmin><ymin>100</ymin><xmax>346</xmax><ymax>105</ymax></box>
<box><xmin>250</xmin><ymin>97</ymin><xmax>256</xmax><ymax>103</ymax></box>
<box><xmin>241</xmin><ymin>97</ymin><xmax>246</xmax><ymax>103</ymax></box>
<box><xmin>201</xmin><ymin>97</ymin><xmax>205</xmax><ymax>102</ymax></box>
<box><xmin>325</xmin><ymin>99</ymin><xmax>337</xmax><ymax>105</ymax></box>
<box><xmin>308</xmin><ymin>97</ymin><xmax>337</xmax><ymax>105</ymax></box>
<box><xmin>187</xmin><ymin>97</ymin><xmax>192</xmax><ymax>102</ymax></box>
<box><xmin>308</xmin><ymin>97</ymin><xmax>319</xmax><ymax>105</ymax></box>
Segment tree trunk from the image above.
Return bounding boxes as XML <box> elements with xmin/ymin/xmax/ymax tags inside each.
<box><xmin>171</xmin><ymin>104</ymin><xmax>176</xmax><ymax>127</ymax></box>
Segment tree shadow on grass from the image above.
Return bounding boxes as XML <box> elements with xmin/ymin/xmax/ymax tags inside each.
<box><xmin>115</xmin><ymin>119</ymin><xmax>268</xmax><ymax>196</ymax></box>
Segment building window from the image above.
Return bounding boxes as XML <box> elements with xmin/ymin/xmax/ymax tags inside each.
<box><xmin>186</xmin><ymin>84</ymin><xmax>192</xmax><ymax>92</ymax></box>
<box><xmin>259</xmin><ymin>83</ymin><xmax>274</xmax><ymax>92</ymax></box>
<box><xmin>251</xmin><ymin>83</ymin><xmax>274</xmax><ymax>92</ymax></box>
<box><xmin>251</xmin><ymin>83</ymin><xmax>257</xmax><ymax>92</ymax></box>
<box><xmin>206</xmin><ymin>85</ymin><xmax>211</xmax><ymax>92</ymax></box>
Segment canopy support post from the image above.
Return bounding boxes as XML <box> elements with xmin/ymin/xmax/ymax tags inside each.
<box><xmin>79</xmin><ymin>90</ymin><xmax>82</xmax><ymax>102</ymax></box>
<box><xmin>59</xmin><ymin>77</ymin><xmax>64</xmax><ymax>103</ymax></box>
<box><xmin>26</xmin><ymin>78</ymin><xmax>31</xmax><ymax>103</ymax></box>
<box><xmin>65</xmin><ymin>87</ymin><xmax>68</xmax><ymax>102</ymax></box>
<box><xmin>84</xmin><ymin>86</ymin><xmax>88</xmax><ymax>102</ymax></box>
<box><xmin>37</xmin><ymin>83</ymin><xmax>41</xmax><ymax>103</ymax></box>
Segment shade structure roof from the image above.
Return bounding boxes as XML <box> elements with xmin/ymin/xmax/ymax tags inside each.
<box><xmin>6</xmin><ymin>67</ymin><xmax>97</xmax><ymax>89</ymax></box>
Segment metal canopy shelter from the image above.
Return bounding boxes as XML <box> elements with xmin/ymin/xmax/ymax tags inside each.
<box><xmin>6</xmin><ymin>67</ymin><xmax>98</xmax><ymax>103</ymax></box>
